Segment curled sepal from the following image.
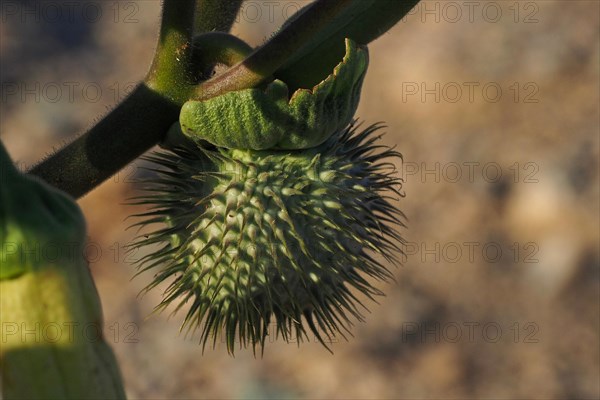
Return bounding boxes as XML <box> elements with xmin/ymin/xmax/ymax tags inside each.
<box><xmin>179</xmin><ymin>38</ymin><xmax>369</xmax><ymax>150</ymax></box>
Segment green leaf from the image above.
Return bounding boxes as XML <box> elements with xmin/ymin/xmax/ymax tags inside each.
<box><xmin>0</xmin><ymin>141</ymin><xmax>126</xmax><ymax>399</ymax></box>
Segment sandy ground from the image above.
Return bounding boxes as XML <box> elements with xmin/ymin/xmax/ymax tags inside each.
<box><xmin>1</xmin><ymin>1</ymin><xmax>599</xmax><ymax>398</ymax></box>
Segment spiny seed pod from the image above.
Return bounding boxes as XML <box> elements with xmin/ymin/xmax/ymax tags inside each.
<box><xmin>129</xmin><ymin>123</ymin><xmax>405</xmax><ymax>353</ymax></box>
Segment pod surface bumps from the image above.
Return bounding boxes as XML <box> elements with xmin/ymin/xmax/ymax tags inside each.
<box><xmin>130</xmin><ymin>123</ymin><xmax>405</xmax><ymax>353</ymax></box>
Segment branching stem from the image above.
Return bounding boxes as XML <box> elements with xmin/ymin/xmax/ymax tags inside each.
<box><xmin>27</xmin><ymin>0</ymin><xmax>421</xmax><ymax>199</ymax></box>
<box><xmin>192</xmin><ymin>0</ymin><xmax>353</xmax><ymax>100</ymax></box>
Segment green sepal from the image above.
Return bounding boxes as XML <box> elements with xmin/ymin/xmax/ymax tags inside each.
<box><xmin>280</xmin><ymin>38</ymin><xmax>368</xmax><ymax>149</ymax></box>
<box><xmin>179</xmin><ymin>38</ymin><xmax>368</xmax><ymax>150</ymax></box>
<box><xmin>180</xmin><ymin>80</ymin><xmax>289</xmax><ymax>150</ymax></box>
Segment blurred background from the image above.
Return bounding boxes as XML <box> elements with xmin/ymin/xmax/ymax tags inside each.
<box><xmin>1</xmin><ymin>1</ymin><xmax>598</xmax><ymax>398</ymax></box>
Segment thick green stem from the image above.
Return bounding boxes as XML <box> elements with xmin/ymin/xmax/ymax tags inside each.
<box><xmin>191</xmin><ymin>32</ymin><xmax>254</xmax><ymax>82</ymax></box>
<box><xmin>192</xmin><ymin>0</ymin><xmax>354</xmax><ymax>100</ymax></box>
<box><xmin>28</xmin><ymin>84</ymin><xmax>179</xmax><ymax>199</ymax></box>
<box><xmin>28</xmin><ymin>0</ymin><xmax>420</xmax><ymax>199</ymax></box>
<box><xmin>276</xmin><ymin>0</ymin><xmax>422</xmax><ymax>90</ymax></box>
<box><xmin>194</xmin><ymin>0</ymin><xmax>243</xmax><ymax>33</ymax></box>
<box><xmin>29</xmin><ymin>0</ymin><xmax>198</xmax><ymax>198</ymax></box>
<box><xmin>146</xmin><ymin>0</ymin><xmax>197</xmax><ymax>104</ymax></box>
<box><xmin>191</xmin><ymin>0</ymin><xmax>244</xmax><ymax>81</ymax></box>
<box><xmin>193</xmin><ymin>33</ymin><xmax>253</xmax><ymax>67</ymax></box>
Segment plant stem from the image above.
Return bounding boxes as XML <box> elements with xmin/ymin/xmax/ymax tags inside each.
<box><xmin>276</xmin><ymin>0</ymin><xmax>422</xmax><ymax>90</ymax></box>
<box><xmin>28</xmin><ymin>84</ymin><xmax>179</xmax><ymax>199</ymax></box>
<box><xmin>192</xmin><ymin>1</ymin><xmax>245</xmax><ymax>81</ymax></box>
<box><xmin>191</xmin><ymin>32</ymin><xmax>254</xmax><ymax>83</ymax></box>
<box><xmin>146</xmin><ymin>0</ymin><xmax>197</xmax><ymax>104</ymax></box>
<box><xmin>28</xmin><ymin>0</ymin><xmax>419</xmax><ymax>199</ymax></box>
<box><xmin>29</xmin><ymin>0</ymin><xmax>198</xmax><ymax>198</ymax></box>
<box><xmin>192</xmin><ymin>0</ymin><xmax>354</xmax><ymax>100</ymax></box>
<box><xmin>193</xmin><ymin>33</ymin><xmax>253</xmax><ymax>67</ymax></box>
<box><xmin>194</xmin><ymin>0</ymin><xmax>243</xmax><ymax>33</ymax></box>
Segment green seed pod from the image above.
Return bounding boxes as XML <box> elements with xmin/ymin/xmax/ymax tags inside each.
<box><xmin>0</xmin><ymin>143</ymin><xmax>125</xmax><ymax>399</ymax></box>
<box><xmin>129</xmin><ymin>123</ymin><xmax>404</xmax><ymax>353</ymax></box>
<box><xmin>179</xmin><ymin>39</ymin><xmax>369</xmax><ymax>150</ymax></box>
